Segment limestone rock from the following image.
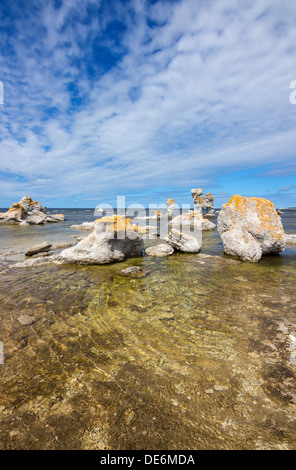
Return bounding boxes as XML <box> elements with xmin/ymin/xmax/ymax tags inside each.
<box><xmin>57</xmin><ymin>215</ymin><xmax>144</xmax><ymax>265</ymax></box>
<box><xmin>69</xmin><ymin>222</ymin><xmax>95</xmax><ymax>230</ymax></box>
<box><xmin>166</xmin><ymin>198</ymin><xmax>175</xmax><ymax>217</ymax></box>
<box><xmin>120</xmin><ymin>266</ymin><xmax>149</xmax><ymax>278</ymax></box>
<box><xmin>0</xmin><ymin>197</ymin><xmax>65</xmax><ymax>225</ymax></box>
<box><xmin>25</xmin><ymin>242</ymin><xmax>52</xmax><ymax>256</ymax></box>
<box><xmin>50</xmin><ymin>241</ymin><xmax>74</xmax><ymax>250</ymax></box>
<box><xmin>171</xmin><ymin>211</ymin><xmax>215</xmax><ymax>230</ymax></box>
<box><xmin>217</xmin><ymin>195</ymin><xmax>285</xmax><ymax>262</ymax></box>
<box><xmin>145</xmin><ymin>243</ymin><xmax>174</xmax><ymax>257</ymax></box>
<box><xmin>191</xmin><ymin>188</ymin><xmax>203</xmax><ymax>197</ymax></box>
<box><xmin>164</xmin><ymin>228</ymin><xmax>201</xmax><ymax>253</ymax></box>
<box><xmin>285</xmin><ymin>233</ymin><xmax>296</xmax><ymax>244</ymax></box>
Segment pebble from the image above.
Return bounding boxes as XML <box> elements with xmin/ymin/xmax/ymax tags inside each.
<box><xmin>214</xmin><ymin>384</ymin><xmax>229</xmax><ymax>392</ymax></box>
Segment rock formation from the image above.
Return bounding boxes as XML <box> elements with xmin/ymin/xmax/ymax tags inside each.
<box><xmin>191</xmin><ymin>188</ymin><xmax>215</xmax><ymax>217</ymax></box>
<box><xmin>0</xmin><ymin>197</ymin><xmax>65</xmax><ymax>224</ymax></box>
<box><xmin>217</xmin><ymin>195</ymin><xmax>285</xmax><ymax>262</ymax></box>
<box><xmin>57</xmin><ymin>215</ymin><xmax>145</xmax><ymax>265</ymax></box>
<box><xmin>166</xmin><ymin>198</ymin><xmax>175</xmax><ymax>218</ymax></box>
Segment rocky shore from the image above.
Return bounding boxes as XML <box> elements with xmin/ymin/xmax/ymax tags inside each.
<box><xmin>1</xmin><ymin>189</ymin><xmax>294</xmax><ymax>270</ymax></box>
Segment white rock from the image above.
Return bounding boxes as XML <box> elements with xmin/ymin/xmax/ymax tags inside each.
<box><xmin>164</xmin><ymin>228</ymin><xmax>201</xmax><ymax>253</ymax></box>
<box><xmin>217</xmin><ymin>195</ymin><xmax>285</xmax><ymax>262</ymax></box>
<box><xmin>285</xmin><ymin>233</ymin><xmax>296</xmax><ymax>244</ymax></box>
<box><xmin>145</xmin><ymin>244</ymin><xmax>174</xmax><ymax>257</ymax></box>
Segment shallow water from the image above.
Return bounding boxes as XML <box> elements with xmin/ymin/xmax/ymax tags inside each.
<box><xmin>0</xmin><ymin>210</ymin><xmax>295</xmax><ymax>449</ymax></box>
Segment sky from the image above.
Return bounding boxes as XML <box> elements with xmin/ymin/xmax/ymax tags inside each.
<box><xmin>0</xmin><ymin>0</ymin><xmax>295</xmax><ymax>209</ymax></box>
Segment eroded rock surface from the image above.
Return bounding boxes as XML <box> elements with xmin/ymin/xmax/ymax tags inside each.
<box><xmin>217</xmin><ymin>195</ymin><xmax>285</xmax><ymax>262</ymax></box>
<box><xmin>0</xmin><ymin>197</ymin><xmax>65</xmax><ymax>225</ymax></box>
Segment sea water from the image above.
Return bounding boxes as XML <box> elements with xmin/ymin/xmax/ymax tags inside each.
<box><xmin>0</xmin><ymin>209</ymin><xmax>295</xmax><ymax>449</ymax></box>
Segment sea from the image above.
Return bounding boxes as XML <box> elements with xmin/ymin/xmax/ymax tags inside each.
<box><xmin>0</xmin><ymin>208</ymin><xmax>295</xmax><ymax>449</ymax></box>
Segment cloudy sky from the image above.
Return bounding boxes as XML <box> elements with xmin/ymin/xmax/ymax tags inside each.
<box><xmin>0</xmin><ymin>0</ymin><xmax>295</xmax><ymax>208</ymax></box>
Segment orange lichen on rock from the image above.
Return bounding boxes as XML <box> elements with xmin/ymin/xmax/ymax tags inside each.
<box><xmin>8</xmin><ymin>203</ymin><xmax>23</xmax><ymax>212</ymax></box>
<box><xmin>95</xmin><ymin>215</ymin><xmax>145</xmax><ymax>233</ymax></box>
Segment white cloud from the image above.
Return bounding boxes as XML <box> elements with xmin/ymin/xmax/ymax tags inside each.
<box><xmin>0</xmin><ymin>0</ymin><xmax>295</xmax><ymax>205</ymax></box>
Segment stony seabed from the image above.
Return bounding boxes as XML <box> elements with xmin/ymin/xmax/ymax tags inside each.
<box><xmin>0</xmin><ymin>203</ymin><xmax>295</xmax><ymax>449</ymax></box>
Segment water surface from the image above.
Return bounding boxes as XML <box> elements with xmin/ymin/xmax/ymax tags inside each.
<box><xmin>0</xmin><ymin>209</ymin><xmax>295</xmax><ymax>449</ymax></box>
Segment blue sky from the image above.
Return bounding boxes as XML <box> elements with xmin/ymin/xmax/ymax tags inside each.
<box><xmin>0</xmin><ymin>0</ymin><xmax>295</xmax><ymax>208</ymax></box>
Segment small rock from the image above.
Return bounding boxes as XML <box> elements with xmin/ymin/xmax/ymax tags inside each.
<box><xmin>31</xmin><ymin>251</ymin><xmax>52</xmax><ymax>258</ymax></box>
<box><xmin>17</xmin><ymin>315</ymin><xmax>38</xmax><ymax>326</ymax></box>
<box><xmin>50</xmin><ymin>241</ymin><xmax>74</xmax><ymax>250</ymax></box>
<box><xmin>145</xmin><ymin>244</ymin><xmax>174</xmax><ymax>257</ymax></box>
<box><xmin>214</xmin><ymin>384</ymin><xmax>229</xmax><ymax>392</ymax></box>
<box><xmin>25</xmin><ymin>242</ymin><xmax>52</xmax><ymax>256</ymax></box>
<box><xmin>120</xmin><ymin>266</ymin><xmax>149</xmax><ymax>278</ymax></box>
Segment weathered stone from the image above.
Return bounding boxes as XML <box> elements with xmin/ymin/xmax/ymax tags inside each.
<box><xmin>217</xmin><ymin>195</ymin><xmax>285</xmax><ymax>262</ymax></box>
<box><xmin>166</xmin><ymin>198</ymin><xmax>175</xmax><ymax>217</ymax></box>
<box><xmin>25</xmin><ymin>242</ymin><xmax>52</xmax><ymax>256</ymax></box>
<box><xmin>164</xmin><ymin>228</ymin><xmax>201</xmax><ymax>253</ymax></box>
<box><xmin>57</xmin><ymin>215</ymin><xmax>144</xmax><ymax>265</ymax></box>
<box><xmin>191</xmin><ymin>188</ymin><xmax>203</xmax><ymax>197</ymax></box>
<box><xmin>145</xmin><ymin>244</ymin><xmax>174</xmax><ymax>257</ymax></box>
<box><xmin>30</xmin><ymin>251</ymin><xmax>52</xmax><ymax>259</ymax></box>
<box><xmin>120</xmin><ymin>266</ymin><xmax>149</xmax><ymax>278</ymax></box>
<box><xmin>17</xmin><ymin>315</ymin><xmax>38</xmax><ymax>326</ymax></box>
<box><xmin>171</xmin><ymin>211</ymin><xmax>215</xmax><ymax>230</ymax></box>
<box><xmin>69</xmin><ymin>222</ymin><xmax>95</xmax><ymax>230</ymax></box>
<box><xmin>285</xmin><ymin>233</ymin><xmax>296</xmax><ymax>244</ymax></box>
<box><xmin>0</xmin><ymin>197</ymin><xmax>65</xmax><ymax>225</ymax></box>
<box><xmin>50</xmin><ymin>241</ymin><xmax>74</xmax><ymax>250</ymax></box>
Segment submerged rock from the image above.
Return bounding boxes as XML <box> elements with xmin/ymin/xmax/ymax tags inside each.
<box><xmin>120</xmin><ymin>266</ymin><xmax>149</xmax><ymax>278</ymax></box>
<box><xmin>145</xmin><ymin>243</ymin><xmax>174</xmax><ymax>257</ymax></box>
<box><xmin>0</xmin><ymin>197</ymin><xmax>65</xmax><ymax>225</ymax></box>
<box><xmin>57</xmin><ymin>215</ymin><xmax>145</xmax><ymax>265</ymax></box>
<box><xmin>217</xmin><ymin>195</ymin><xmax>285</xmax><ymax>262</ymax></box>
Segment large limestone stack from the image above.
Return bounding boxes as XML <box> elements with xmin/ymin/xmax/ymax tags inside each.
<box><xmin>0</xmin><ymin>196</ymin><xmax>65</xmax><ymax>224</ymax></box>
<box><xmin>217</xmin><ymin>195</ymin><xmax>285</xmax><ymax>262</ymax></box>
<box><xmin>57</xmin><ymin>215</ymin><xmax>145</xmax><ymax>265</ymax></box>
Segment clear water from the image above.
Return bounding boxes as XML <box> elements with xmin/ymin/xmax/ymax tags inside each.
<box><xmin>0</xmin><ymin>209</ymin><xmax>295</xmax><ymax>449</ymax></box>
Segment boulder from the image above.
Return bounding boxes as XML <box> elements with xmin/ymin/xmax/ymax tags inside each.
<box><xmin>145</xmin><ymin>243</ymin><xmax>174</xmax><ymax>257</ymax></box>
<box><xmin>164</xmin><ymin>228</ymin><xmax>201</xmax><ymax>253</ymax></box>
<box><xmin>217</xmin><ymin>195</ymin><xmax>285</xmax><ymax>262</ymax></box>
<box><xmin>57</xmin><ymin>215</ymin><xmax>145</xmax><ymax>265</ymax></box>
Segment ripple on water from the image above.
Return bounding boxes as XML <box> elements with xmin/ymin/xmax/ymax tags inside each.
<box><xmin>0</xmin><ymin>215</ymin><xmax>296</xmax><ymax>449</ymax></box>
